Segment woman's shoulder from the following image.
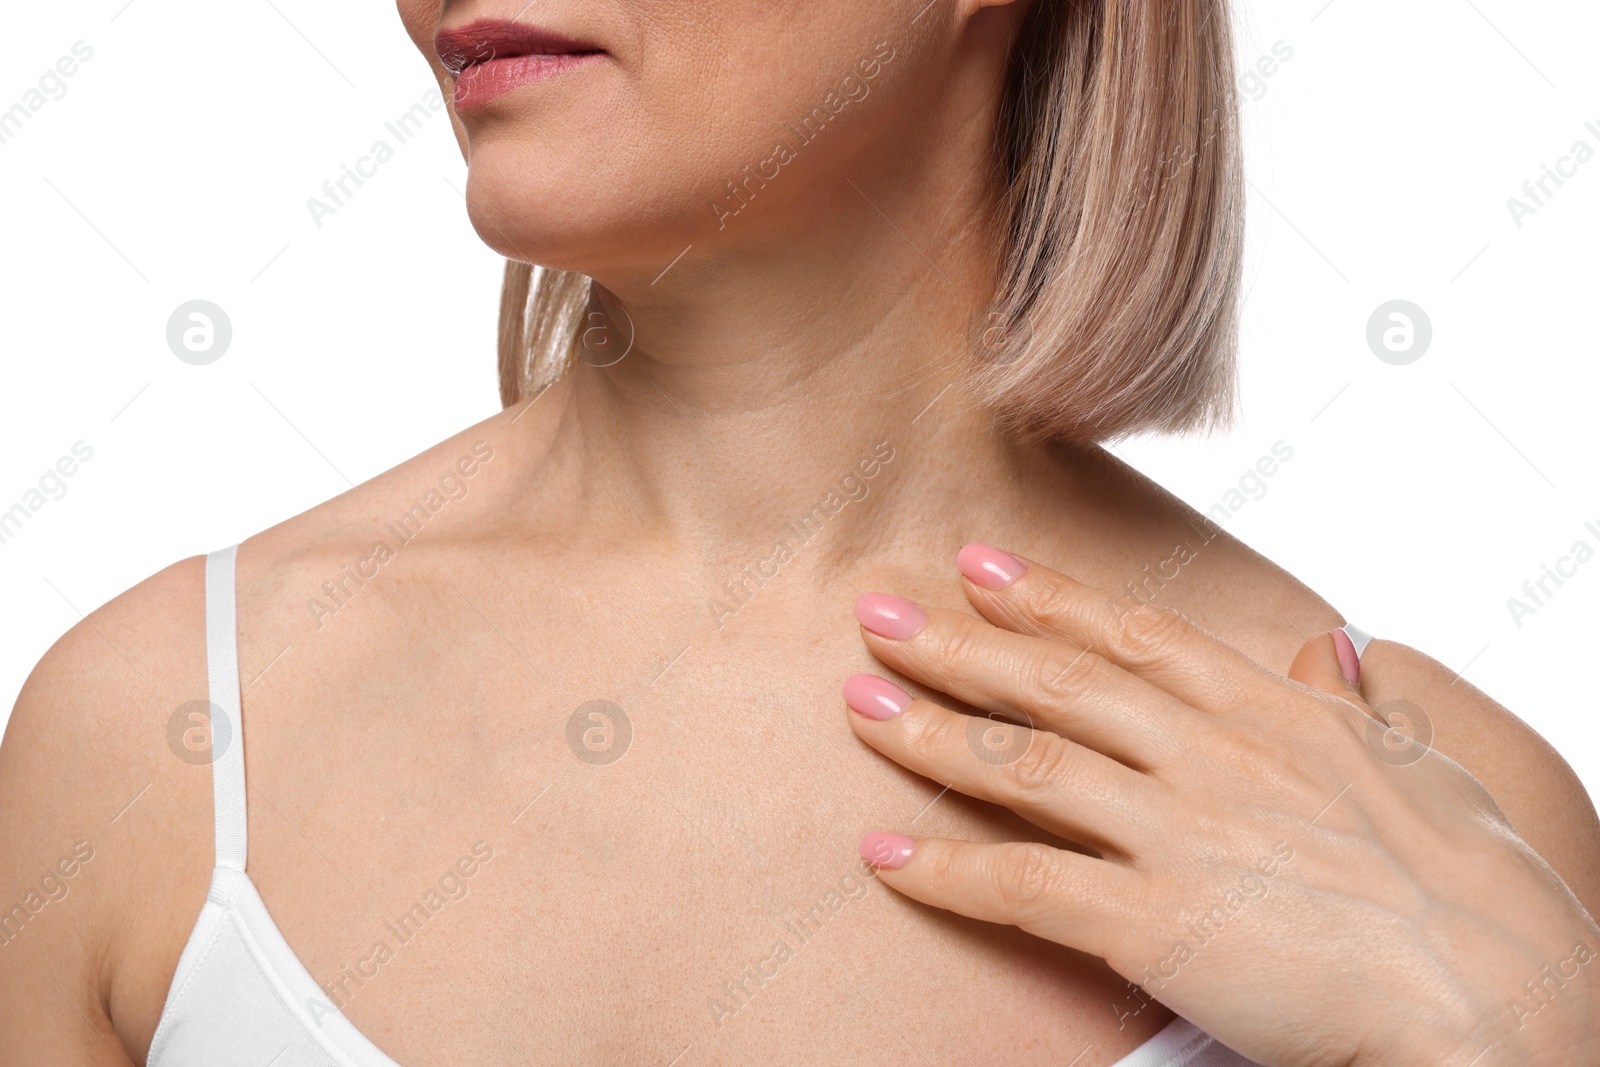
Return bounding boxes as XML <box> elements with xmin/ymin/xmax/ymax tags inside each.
<box><xmin>0</xmin><ymin>395</ymin><xmax>566</xmax><ymax>1051</ymax></box>
<box><xmin>2</xmin><ymin>551</ymin><xmax>213</xmax><ymax>856</ymax></box>
<box><xmin>1074</xmin><ymin>446</ymin><xmax>1600</xmax><ymax>916</ymax></box>
<box><xmin>0</xmin><ymin>549</ymin><xmax>216</xmax><ymax>1055</ymax></box>
<box><xmin>5</xmin><ymin>396</ymin><xmax>547</xmax><ymax>743</ymax></box>
<box><xmin>1057</xmin><ymin>443</ymin><xmax>1345</xmax><ymax>670</ymax></box>
<box><xmin>7</xmin><ymin>389</ymin><xmax>565</xmax><ymax>737</ymax></box>
<box><xmin>1355</xmin><ymin>639</ymin><xmax>1600</xmax><ymax>916</ymax></box>
<box><xmin>241</xmin><ymin>389</ymin><xmax>563</xmax><ymax>580</ymax></box>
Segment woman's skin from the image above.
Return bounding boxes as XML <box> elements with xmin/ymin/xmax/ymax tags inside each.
<box><xmin>846</xmin><ymin>551</ymin><xmax>1600</xmax><ymax>1064</ymax></box>
<box><xmin>1</xmin><ymin>0</ymin><xmax>1597</xmax><ymax>1063</ymax></box>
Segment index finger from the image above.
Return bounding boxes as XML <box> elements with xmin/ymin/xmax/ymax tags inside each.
<box><xmin>954</xmin><ymin>543</ymin><xmax>1273</xmax><ymax>716</ymax></box>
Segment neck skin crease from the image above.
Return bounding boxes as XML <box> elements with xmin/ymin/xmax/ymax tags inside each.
<box><xmin>498</xmin><ymin>50</ymin><xmax>1072</xmax><ymax>596</ymax></box>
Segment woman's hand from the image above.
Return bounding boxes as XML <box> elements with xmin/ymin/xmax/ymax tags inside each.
<box><xmin>844</xmin><ymin>544</ymin><xmax>1600</xmax><ymax>1067</ymax></box>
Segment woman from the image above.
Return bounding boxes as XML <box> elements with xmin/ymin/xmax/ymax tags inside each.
<box><xmin>1</xmin><ymin>0</ymin><xmax>1595</xmax><ymax>1063</ymax></box>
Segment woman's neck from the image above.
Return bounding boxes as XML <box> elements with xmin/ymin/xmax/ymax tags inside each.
<box><xmin>477</xmin><ymin>4</ymin><xmax>1071</xmax><ymax>585</ymax></box>
<box><xmin>495</xmin><ymin>38</ymin><xmax>1078</xmax><ymax>585</ymax></box>
<box><xmin>511</xmin><ymin>218</ymin><xmax>1070</xmax><ymax>587</ymax></box>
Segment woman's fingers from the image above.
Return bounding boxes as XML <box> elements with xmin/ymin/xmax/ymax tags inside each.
<box><xmin>852</xmin><ymin>594</ymin><xmax>1195</xmax><ymax>768</ymax></box>
<box><xmin>1287</xmin><ymin>629</ymin><xmax>1365</xmax><ymax>702</ymax></box>
<box><xmin>856</xmin><ymin>833</ymin><xmax>1132</xmax><ymax>962</ymax></box>
<box><xmin>953</xmin><ymin>543</ymin><xmax>1271</xmax><ymax>716</ymax></box>
<box><xmin>1288</xmin><ymin>631</ymin><xmax>1448</xmax><ymax>774</ymax></box>
<box><xmin>844</xmin><ymin>675</ymin><xmax>1159</xmax><ymax>852</ymax></box>
<box><xmin>1285</xmin><ymin>630</ymin><xmax>1384</xmax><ymax>734</ymax></box>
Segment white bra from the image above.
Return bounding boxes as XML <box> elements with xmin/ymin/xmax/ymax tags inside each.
<box><xmin>147</xmin><ymin>544</ymin><xmax>1350</xmax><ymax>1065</ymax></box>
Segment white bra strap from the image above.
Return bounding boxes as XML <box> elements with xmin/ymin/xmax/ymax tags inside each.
<box><xmin>1339</xmin><ymin>622</ymin><xmax>1374</xmax><ymax>658</ymax></box>
<box><xmin>205</xmin><ymin>545</ymin><xmax>248</xmax><ymax>872</ymax></box>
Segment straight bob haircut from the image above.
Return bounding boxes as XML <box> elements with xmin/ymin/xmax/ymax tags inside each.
<box><xmin>496</xmin><ymin>0</ymin><xmax>1245</xmax><ymax>446</ymax></box>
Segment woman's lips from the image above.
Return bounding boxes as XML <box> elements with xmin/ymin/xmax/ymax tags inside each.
<box><xmin>435</xmin><ymin>19</ymin><xmax>603</xmax><ymax>111</ymax></box>
<box><xmin>452</xmin><ymin>52</ymin><xmax>601</xmax><ymax>109</ymax></box>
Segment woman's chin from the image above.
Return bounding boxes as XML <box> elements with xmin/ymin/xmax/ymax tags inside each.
<box><xmin>460</xmin><ymin>161</ymin><xmax>595</xmax><ymax>248</ymax></box>
<box><xmin>461</xmin><ymin>178</ymin><xmax>597</xmax><ymax>268</ymax></box>
<box><xmin>464</xmin><ymin>196</ymin><xmax>701</xmax><ymax>280</ymax></box>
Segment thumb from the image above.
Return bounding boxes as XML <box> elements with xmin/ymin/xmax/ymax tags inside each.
<box><xmin>1288</xmin><ymin>627</ymin><xmax>1365</xmax><ymax>702</ymax></box>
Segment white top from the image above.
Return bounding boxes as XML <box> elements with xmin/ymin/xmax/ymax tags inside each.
<box><xmin>147</xmin><ymin>544</ymin><xmax>1286</xmax><ymax>1066</ymax></box>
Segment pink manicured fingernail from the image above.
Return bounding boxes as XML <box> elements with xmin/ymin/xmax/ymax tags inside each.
<box><xmin>859</xmin><ymin>832</ymin><xmax>916</xmax><ymax>869</ymax></box>
<box><xmin>843</xmin><ymin>674</ymin><xmax>911</xmax><ymax>720</ymax></box>
<box><xmin>1333</xmin><ymin>628</ymin><xmax>1361</xmax><ymax>685</ymax></box>
<box><xmin>957</xmin><ymin>543</ymin><xmax>1027</xmax><ymax>590</ymax></box>
<box><xmin>854</xmin><ymin>593</ymin><xmax>927</xmax><ymax>640</ymax></box>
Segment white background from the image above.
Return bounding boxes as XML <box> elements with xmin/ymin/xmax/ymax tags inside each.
<box><xmin>2</xmin><ymin>1</ymin><xmax>1596</xmax><ymax>797</ymax></box>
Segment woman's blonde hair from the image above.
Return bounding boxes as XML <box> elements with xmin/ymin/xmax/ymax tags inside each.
<box><xmin>497</xmin><ymin>0</ymin><xmax>1244</xmax><ymax>444</ymax></box>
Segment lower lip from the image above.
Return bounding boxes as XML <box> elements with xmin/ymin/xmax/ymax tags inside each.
<box><xmin>453</xmin><ymin>52</ymin><xmax>601</xmax><ymax>110</ymax></box>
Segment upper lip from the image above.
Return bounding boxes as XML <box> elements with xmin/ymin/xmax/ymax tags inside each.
<box><xmin>435</xmin><ymin>19</ymin><xmax>602</xmax><ymax>76</ymax></box>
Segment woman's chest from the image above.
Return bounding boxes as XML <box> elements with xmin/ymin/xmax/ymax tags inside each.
<box><xmin>216</xmin><ymin>588</ymin><xmax>1173</xmax><ymax>1065</ymax></box>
